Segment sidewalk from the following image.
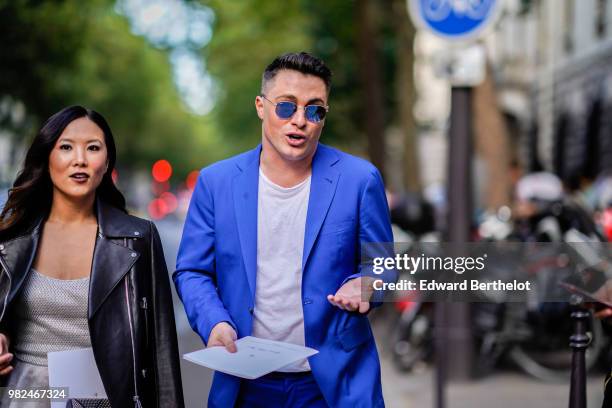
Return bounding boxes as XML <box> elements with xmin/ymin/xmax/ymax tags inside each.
<box><xmin>380</xmin><ymin>363</ymin><xmax>604</xmax><ymax>408</ymax></box>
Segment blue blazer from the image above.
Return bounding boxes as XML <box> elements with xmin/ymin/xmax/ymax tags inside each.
<box><xmin>174</xmin><ymin>143</ymin><xmax>392</xmax><ymax>408</ymax></box>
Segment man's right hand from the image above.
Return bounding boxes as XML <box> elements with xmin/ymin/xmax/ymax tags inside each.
<box><xmin>207</xmin><ymin>322</ymin><xmax>237</xmax><ymax>353</ymax></box>
<box><xmin>0</xmin><ymin>333</ymin><xmax>13</xmax><ymax>376</ymax></box>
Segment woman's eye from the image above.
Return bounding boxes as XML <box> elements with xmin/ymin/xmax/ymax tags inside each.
<box><xmin>88</xmin><ymin>145</ymin><xmax>100</xmax><ymax>151</ymax></box>
<box><xmin>59</xmin><ymin>145</ymin><xmax>72</xmax><ymax>150</ymax></box>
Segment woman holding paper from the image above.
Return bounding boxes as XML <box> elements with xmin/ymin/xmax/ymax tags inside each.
<box><xmin>0</xmin><ymin>106</ymin><xmax>184</xmax><ymax>407</ymax></box>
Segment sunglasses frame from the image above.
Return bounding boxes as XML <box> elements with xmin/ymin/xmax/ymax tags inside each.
<box><xmin>260</xmin><ymin>94</ymin><xmax>329</xmax><ymax>123</ymax></box>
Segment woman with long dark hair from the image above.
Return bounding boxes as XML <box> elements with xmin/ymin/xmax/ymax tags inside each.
<box><xmin>0</xmin><ymin>106</ymin><xmax>184</xmax><ymax>407</ymax></box>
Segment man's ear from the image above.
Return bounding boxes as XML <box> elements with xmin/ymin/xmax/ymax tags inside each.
<box><xmin>255</xmin><ymin>96</ymin><xmax>265</xmax><ymax>120</ymax></box>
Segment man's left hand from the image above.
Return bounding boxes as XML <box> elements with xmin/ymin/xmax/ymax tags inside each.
<box><xmin>327</xmin><ymin>277</ymin><xmax>374</xmax><ymax>314</ymax></box>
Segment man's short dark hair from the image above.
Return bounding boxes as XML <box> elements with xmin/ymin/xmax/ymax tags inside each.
<box><xmin>262</xmin><ymin>52</ymin><xmax>332</xmax><ymax>93</ymax></box>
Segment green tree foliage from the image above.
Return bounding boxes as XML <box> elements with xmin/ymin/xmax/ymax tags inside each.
<box><xmin>201</xmin><ymin>0</ymin><xmax>404</xmax><ymax>163</ymax></box>
<box><xmin>200</xmin><ymin>0</ymin><xmax>313</xmax><ymax>152</ymax></box>
<box><xmin>1</xmin><ymin>0</ymin><xmax>416</xmax><ymax>185</ymax></box>
<box><xmin>302</xmin><ymin>0</ymin><xmax>363</xmax><ymax>151</ymax></box>
<box><xmin>0</xmin><ymin>0</ymin><xmax>223</xmax><ymax>181</ymax></box>
<box><xmin>62</xmin><ymin>10</ymin><xmax>224</xmax><ymax>177</ymax></box>
<box><xmin>0</xmin><ymin>0</ymin><xmax>104</xmax><ymax>119</ymax></box>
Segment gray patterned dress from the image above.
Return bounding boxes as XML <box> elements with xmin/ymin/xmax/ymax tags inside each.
<box><xmin>0</xmin><ymin>269</ymin><xmax>108</xmax><ymax>408</ymax></box>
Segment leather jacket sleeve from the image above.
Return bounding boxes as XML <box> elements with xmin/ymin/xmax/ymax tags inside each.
<box><xmin>149</xmin><ymin>221</ymin><xmax>185</xmax><ymax>407</ymax></box>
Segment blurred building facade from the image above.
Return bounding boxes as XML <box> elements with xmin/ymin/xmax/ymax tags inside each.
<box><xmin>490</xmin><ymin>0</ymin><xmax>612</xmax><ymax>187</ymax></box>
<box><xmin>412</xmin><ymin>0</ymin><xmax>612</xmax><ymax>207</ymax></box>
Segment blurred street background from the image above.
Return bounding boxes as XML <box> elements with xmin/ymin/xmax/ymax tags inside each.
<box><xmin>2</xmin><ymin>0</ymin><xmax>612</xmax><ymax>407</ymax></box>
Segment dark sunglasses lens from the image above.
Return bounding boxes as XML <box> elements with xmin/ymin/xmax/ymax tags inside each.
<box><xmin>305</xmin><ymin>106</ymin><xmax>326</xmax><ymax>123</ymax></box>
<box><xmin>275</xmin><ymin>102</ymin><xmax>297</xmax><ymax>119</ymax></box>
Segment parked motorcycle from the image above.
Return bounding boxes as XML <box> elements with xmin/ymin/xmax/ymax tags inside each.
<box><xmin>389</xmin><ymin>238</ymin><xmax>608</xmax><ymax>381</ymax></box>
<box><xmin>389</xmin><ymin>174</ymin><xmax>610</xmax><ymax>381</ymax></box>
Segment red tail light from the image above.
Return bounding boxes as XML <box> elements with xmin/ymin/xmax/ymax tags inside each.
<box><xmin>603</xmin><ymin>208</ymin><xmax>612</xmax><ymax>242</ymax></box>
<box><xmin>395</xmin><ymin>300</ymin><xmax>418</xmax><ymax>312</ymax></box>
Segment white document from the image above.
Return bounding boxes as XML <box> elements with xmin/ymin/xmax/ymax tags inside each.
<box><xmin>48</xmin><ymin>347</ymin><xmax>107</xmax><ymax>408</ymax></box>
<box><xmin>183</xmin><ymin>336</ymin><xmax>318</xmax><ymax>379</ymax></box>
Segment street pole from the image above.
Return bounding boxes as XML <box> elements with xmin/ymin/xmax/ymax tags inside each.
<box><xmin>447</xmin><ymin>87</ymin><xmax>474</xmax><ymax>380</ymax></box>
<box><xmin>434</xmin><ymin>303</ymin><xmax>447</xmax><ymax>408</ymax></box>
<box><xmin>405</xmin><ymin>2</ymin><xmax>500</xmax><ymax>407</ymax></box>
<box><xmin>436</xmin><ymin>86</ymin><xmax>475</xmax><ymax>408</ymax></box>
<box><xmin>568</xmin><ymin>298</ymin><xmax>589</xmax><ymax>408</ymax></box>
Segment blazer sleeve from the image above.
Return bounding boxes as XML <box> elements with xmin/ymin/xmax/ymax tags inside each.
<box><xmin>341</xmin><ymin>168</ymin><xmax>396</xmax><ymax>306</ymax></box>
<box><xmin>149</xmin><ymin>221</ymin><xmax>185</xmax><ymax>407</ymax></box>
<box><xmin>173</xmin><ymin>171</ymin><xmax>236</xmax><ymax>345</ymax></box>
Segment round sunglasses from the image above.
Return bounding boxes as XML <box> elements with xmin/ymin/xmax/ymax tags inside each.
<box><xmin>260</xmin><ymin>94</ymin><xmax>329</xmax><ymax>123</ymax></box>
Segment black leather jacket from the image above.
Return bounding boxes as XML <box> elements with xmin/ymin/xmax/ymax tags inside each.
<box><xmin>0</xmin><ymin>201</ymin><xmax>184</xmax><ymax>407</ymax></box>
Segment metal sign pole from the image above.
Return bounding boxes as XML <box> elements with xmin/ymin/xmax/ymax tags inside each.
<box><xmin>435</xmin><ymin>85</ymin><xmax>475</xmax><ymax>408</ymax></box>
<box><xmin>406</xmin><ymin>2</ymin><xmax>501</xmax><ymax>407</ymax></box>
<box><xmin>448</xmin><ymin>85</ymin><xmax>475</xmax><ymax>370</ymax></box>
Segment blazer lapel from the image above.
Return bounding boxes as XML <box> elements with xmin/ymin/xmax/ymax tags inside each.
<box><xmin>232</xmin><ymin>146</ymin><xmax>261</xmax><ymax>302</ymax></box>
<box><xmin>302</xmin><ymin>145</ymin><xmax>340</xmax><ymax>270</ymax></box>
<box><xmin>88</xmin><ymin>201</ymin><xmax>142</xmax><ymax>318</ymax></box>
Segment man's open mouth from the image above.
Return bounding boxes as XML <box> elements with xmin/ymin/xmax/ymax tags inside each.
<box><xmin>287</xmin><ymin>134</ymin><xmax>305</xmax><ymax>140</ymax></box>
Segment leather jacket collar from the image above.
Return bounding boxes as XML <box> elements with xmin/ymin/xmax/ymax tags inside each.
<box><xmin>0</xmin><ymin>198</ymin><xmax>145</xmax><ymax>318</ymax></box>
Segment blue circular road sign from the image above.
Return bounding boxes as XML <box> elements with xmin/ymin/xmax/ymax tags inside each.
<box><xmin>408</xmin><ymin>0</ymin><xmax>500</xmax><ymax>40</ymax></box>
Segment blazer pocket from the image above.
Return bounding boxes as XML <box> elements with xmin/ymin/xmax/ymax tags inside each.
<box><xmin>320</xmin><ymin>219</ymin><xmax>355</xmax><ymax>236</ymax></box>
<box><xmin>337</xmin><ymin>316</ymin><xmax>373</xmax><ymax>351</ymax></box>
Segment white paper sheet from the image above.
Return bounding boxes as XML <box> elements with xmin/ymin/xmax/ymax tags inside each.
<box><xmin>183</xmin><ymin>336</ymin><xmax>318</xmax><ymax>379</ymax></box>
<box><xmin>48</xmin><ymin>347</ymin><xmax>107</xmax><ymax>408</ymax></box>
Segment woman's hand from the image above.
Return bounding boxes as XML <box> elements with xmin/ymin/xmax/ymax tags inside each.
<box><xmin>594</xmin><ymin>280</ymin><xmax>612</xmax><ymax>319</ymax></box>
<box><xmin>0</xmin><ymin>333</ymin><xmax>13</xmax><ymax>376</ymax></box>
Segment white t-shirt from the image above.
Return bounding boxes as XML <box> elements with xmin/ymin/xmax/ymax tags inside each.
<box><xmin>252</xmin><ymin>168</ymin><xmax>311</xmax><ymax>372</ymax></box>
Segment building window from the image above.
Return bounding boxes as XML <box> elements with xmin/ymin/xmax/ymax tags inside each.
<box><xmin>596</xmin><ymin>0</ymin><xmax>607</xmax><ymax>38</ymax></box>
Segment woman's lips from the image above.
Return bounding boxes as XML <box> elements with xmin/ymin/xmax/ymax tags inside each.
<box><xmin>69</xmin><ymin>173</ymin><xmax>90</xmax><ymax>183</ymax></box>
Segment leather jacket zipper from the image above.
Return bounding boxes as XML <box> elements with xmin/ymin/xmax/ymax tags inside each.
<box><xmin>141</xmin><ymin>296</ymin><xmax>149</xmax><ymax>354</ymax></box>
<box><xmin>124</xmin><ymin>236</ymin><xmax>143</xmax><ymax>408</ymax></box>
<box><xmin>125</xmin><ymin>277</ymin><xmax>143</xmax><ymax>408</ymax></box>
<box><xmin>0</xmin><ymin>254</ymin><xmax>12</xmax><ymax>323</ymax></box>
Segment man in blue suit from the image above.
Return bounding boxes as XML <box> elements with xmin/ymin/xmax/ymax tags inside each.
<box><xmin>174</xmin><ymin>52</ymin><xmax>393</xmax><ymax>408</ymax></box>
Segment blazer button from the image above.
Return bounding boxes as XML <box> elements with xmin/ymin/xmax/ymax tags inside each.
<box><xmin>248</xmin><ymin>307</ymin><xmax>254</xmax><ymax>314</ymax></box>
<box><xmin>131</xmin><ymin>252</ymin><xmax>137</xmax><ymax>258</ymax></box>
